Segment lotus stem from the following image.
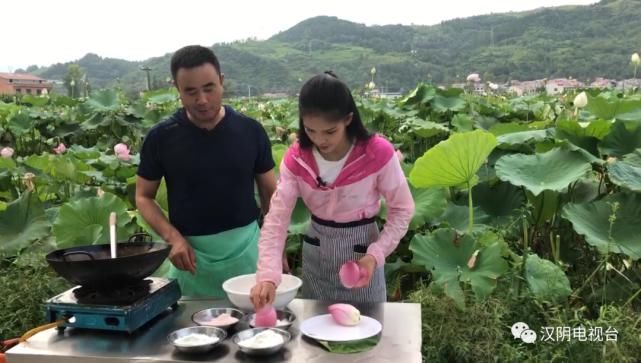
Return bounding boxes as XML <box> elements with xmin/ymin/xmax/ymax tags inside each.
<box><xmin>623</xmin><ymin>285</ymin><xmax>641</xmax><ymax>308</ymax></box>
<box><xmin>570</xmin><ymin>259</ymin><xmax>605</xmax><ymax>301</ymax></box>
<box><xmin>517</xmin><ymin>218</ymin><xmax>529</xmax><ymax>297</ymax></box>
<box><xmin>467</xmin><ymin>182</ymin><xmax>473</xmax><ymax>234</ymax></box>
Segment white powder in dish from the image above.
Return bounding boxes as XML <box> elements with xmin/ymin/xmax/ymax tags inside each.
<box><xmin>238</xmin><ymin>330</ymin><xmax>284</xmax><ymax>349</ymax></box>
<box><xmin>174</xmin><ymin>333</ymin><xmax>219</xmax><ymax>347</ymax></box>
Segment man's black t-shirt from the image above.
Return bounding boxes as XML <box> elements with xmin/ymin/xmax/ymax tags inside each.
<box><xmin>137</xmin><ymin>106</ymin><xmax>274</xmax><ymax>236</ymax></box>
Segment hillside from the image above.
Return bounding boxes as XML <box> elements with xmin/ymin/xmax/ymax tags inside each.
<box><xmin>28</xmin><ymin>0</ymin><xmax>641</xmax><ymax>96</ymax></box>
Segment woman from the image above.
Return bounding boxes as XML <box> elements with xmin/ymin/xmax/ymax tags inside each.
<box><xmin>251</xmin><ymin>72</ymin><xmax>414</xmax><ymax>308</ymax></box>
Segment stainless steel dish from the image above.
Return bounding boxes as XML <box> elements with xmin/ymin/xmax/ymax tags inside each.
<box><xmin>232</xmin><ymin>328</ymin><xmax>291</xmax><ymax>356</ymax></box>
<box><xmin>245</xmin><ymin>309</ymin><xmax>296</xmax><ymax>330</ymax></box>
<box><xmin>167</xmin><ymin>326</ymin><xmax>226</xmax><ymax>353</ymax></box>
<box><xmin>192</xmin><ymin>307</ymin><xmax>244</xmax><ymax>329</ymax></box>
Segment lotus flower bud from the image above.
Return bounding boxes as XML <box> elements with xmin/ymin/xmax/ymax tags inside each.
<box><xmin>370</xmin><ymin>67</ymin><xmax>376</xmax><ymax>75</ymax></box>
<box><xmin>573</xmin><ymin>92</ymin><xmax>588</xmax><ymax>108</ymax></box>
<box><xmin>114</xmin><ymin>143</ymin><xmax>131</xmax><ymax>161</ymax></box>
<box><xmin>339</xmin><ymin>261</ymin><xmax>366</xmax><ymax>288</ymax></box>
<box><xmin>328</xmin><ymin>303</ymin><xmax>360</xmax><ymax>326</ymax></box>
<box><xmin>116</xmin><ymin>152</ymin><xmax>131</xmax><ymax>161</ymax></box>
<box><xmin>53</xmin><ymin>143</ymin><xmax>67</xmax><ymax>154</ymax></box>
<box><xmin>275</xmin><ymin>126</ymin><xmax>286</xmax><ymax>137</ymax></box>
<box><xmin>22</xmin><ymin>172</ymin><xmax>35</xmax><ymax>191</ymax></box>
<box><xmin>632</xmin><ymin>53</ymin><xmax>640</xmax><ymax>66</ymax></box>
<box><xmin>114</xmin><ymin>143</ymin><xmax>129</xmax><ymax>155</ymax></box>
<box><xmin>1</xmin><ymin>147</ymin><xmax>14</xmax><ymax>158</ymax></box>
<box><xmin>367</xmin><ymin>81</ymin><xmax>376</xmax><ymax>90</ymax></box>
<box><xmin>254</xmin><ymin>305</ymin><xmax>277</xmax><ymax>327</ymax></box>
<box><xmin>467</xmin><ymin>249</ymin><xmax>480</xmax><ymax>269</ymax></box>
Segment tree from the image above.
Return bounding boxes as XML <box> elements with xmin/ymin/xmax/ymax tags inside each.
<box><xmin>64</xmin><ymin>64</ymin><xmax>86</xmax><ymax>98</ymax></box>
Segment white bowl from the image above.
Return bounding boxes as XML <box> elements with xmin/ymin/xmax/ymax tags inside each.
<box><xmin>222</xmin><ymin>274</ymin><xmax>302</xmax><ymax>310</ymax></box>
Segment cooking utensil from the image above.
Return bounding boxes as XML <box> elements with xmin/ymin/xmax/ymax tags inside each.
<box><xmin>109</xmin><ymin>212</ymin><xmax>117</xmax><ymax>259</ymax></box>
<box><xmin>46</xmin><ymin>236</ymin><xmax>170</xmax><ymax>287</ymax></box>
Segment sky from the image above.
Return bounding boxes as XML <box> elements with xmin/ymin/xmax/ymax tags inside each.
<box><xmin>1</xmin><ymin>0</ymin><xmax>597</xmax><ymax>72</ymax></box>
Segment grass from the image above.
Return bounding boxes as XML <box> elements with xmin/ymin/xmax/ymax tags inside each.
<box><xmin>0</xmin><ymin>261</ymin><xmax>70</xmax><ymax>339</ymax></box>
<box><xmin>409</xmin><ymin>280</ymin><xmax>641</xmax><ymax>363</ymax></box>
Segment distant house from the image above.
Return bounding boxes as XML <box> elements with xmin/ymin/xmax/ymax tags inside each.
<box><xmin>545</xmin><ymin>78</ymin><xmax>585</xmax><ymax>95</ymax></box>
<box><xmin>616</xmin><ymin>79</ymin><xmax>641</xmax><ymax>90</ymax></box>
<box><xmin>471</xmin><ymin>81</ymin><xmax>485</xmax><ymax>94</ymax></box>
<box><xmin>590</xmin><ymin>77</ymin><xmax>616</xmax><ymax>89</ymax></box>
<box><xmin>0</xmin><ymin>72</ymin><xmax>53</xmax><ymax>96</ymax></box>
<box><xmin>509</xmin><ymin>80</ymin><xmax>545</xmax><ymax>96</ymax></box>
<box><xmin>262</xmin><ymin>92</ymin><xmax>290</xmax><ymax>99</ymax></box>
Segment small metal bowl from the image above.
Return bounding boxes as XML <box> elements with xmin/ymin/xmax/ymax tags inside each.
<box><xmin>167</xmin><ymin>326</ymin><xmax>226</xmax><ymax>353</ymax></box>
<box><xmin>232</xmin><ymin>327</ymin><xmax>291</xmax><ymax>356</ymax></box>
<box><xmin>245</xmin><ymin>309</ymin><xmax>296</xmax><ymax>330</ymax></box>
<box><xmin>192</xmin><ymin>307</ymin><xmax>244</xmax><ymax>329</ymax></box>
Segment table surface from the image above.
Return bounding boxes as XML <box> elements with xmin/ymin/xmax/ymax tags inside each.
<box><xmin>6</xmin><ymin>298</ymin><xmax>422</xmax><ymax>363</ymax></box>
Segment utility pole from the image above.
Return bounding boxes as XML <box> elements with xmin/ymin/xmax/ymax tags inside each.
<box><xmin>140</xmin><ymin>65</ymin><xmax>152</xmax><ymax>91</ymax></box>
<box><xmin>490</xmin><ymin>26</ymin><xmax>494</xmax><ymax>47</ymax></box>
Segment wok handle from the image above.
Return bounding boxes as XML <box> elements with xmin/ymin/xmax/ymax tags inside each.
<box><xmin>62</xmin><ymin>251</ymin><xmax>95</xmax><ymax>261</ymax></box>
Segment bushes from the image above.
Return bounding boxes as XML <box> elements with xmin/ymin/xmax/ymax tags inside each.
<box><xmin>409</xmin><ymin>282</ymin><xmax>641</xmax><ymax>362</ymax></box>
<box><xmin>0</xmin><ymin>261</ymin><xmax>70</xmax><ymax>339</ymax></box>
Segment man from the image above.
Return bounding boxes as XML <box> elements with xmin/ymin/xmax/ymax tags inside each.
<box><xmin>136</xmin><ymin>45</ymin><xmax>276</xmax><ymax>297</ymax></box>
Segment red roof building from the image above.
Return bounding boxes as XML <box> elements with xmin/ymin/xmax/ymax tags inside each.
<box><xmin>0</xmin><ymin>72</ymin><xmax>53</xmax><ymax>95</ymax></box>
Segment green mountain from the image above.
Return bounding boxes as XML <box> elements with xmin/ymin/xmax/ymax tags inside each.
<box><xmin>29</xmin><ymin>0</ymin><xmax>641</xmax><ymax>96</ymax></box>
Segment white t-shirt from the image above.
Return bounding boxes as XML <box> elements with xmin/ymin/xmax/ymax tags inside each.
<box><xmin>312</xmin><ymin>144</ymin><xmax>354</xmax><ymax>185</ymax></box>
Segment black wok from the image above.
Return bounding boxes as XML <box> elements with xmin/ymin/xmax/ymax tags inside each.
<box><xmin>46</xmin><ymin>240</ymin><xmax>171</xmax><ymax>288</ymax></box>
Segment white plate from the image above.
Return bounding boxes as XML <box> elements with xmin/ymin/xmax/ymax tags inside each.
<box><xmin>300</xmin><ymin>314</ymin><xmax>382</xmax><ymax>342</ymax></box>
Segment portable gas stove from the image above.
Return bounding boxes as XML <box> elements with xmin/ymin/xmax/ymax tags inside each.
<box><xmin>45</xmin><ymin>277</ymin><xmax>181</xmax><ymax>333</ymax></box>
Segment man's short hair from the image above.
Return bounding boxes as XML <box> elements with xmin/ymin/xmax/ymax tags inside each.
<box><xmin>170</xmin><ymin>45</ymin><xmax>221</xmax><ymax>80</ymax></box>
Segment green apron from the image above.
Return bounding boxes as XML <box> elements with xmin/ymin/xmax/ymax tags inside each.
<box><xmin>168</xmin><ymin>221</ymin><xmax>259</xmax><ymax>297</ymax></box>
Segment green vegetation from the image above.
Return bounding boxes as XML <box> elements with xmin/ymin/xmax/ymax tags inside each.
<box><xmin>2</xmin><ymin>74</ymin><xmax>641</xmax><ymax>360</ymax></box>
<box><xmin>17</xmin><ymin>0</ymin><xmax>641</xmax><ymax>96</ymax></box>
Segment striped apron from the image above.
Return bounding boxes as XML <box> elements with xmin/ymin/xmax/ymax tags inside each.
<box><xmin>168</xmin><ymin>221</ymin><xmax>259</xmax><ymax>298</ymax></box>
<box><xmin>301</xmin><ymin>215</ymin><xmax>386</xmax><ymax>303</ymax></box>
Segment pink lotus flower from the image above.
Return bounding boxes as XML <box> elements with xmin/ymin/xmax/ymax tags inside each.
<box><xmin>339</xmin><ymin>260</ymin><xmax>368</xmax><ymax>288</ymax></box>
<box><xmin>254</xmin><ymin>305</ymin><xmax>277</xmax><ymax>327</ymax></box>
<box><xmin>116</xmin><ymin>153</ymin><xmax>131</xmax><ymax>161</ymax></box>
<box><xmin>1</xmin><ymin>147</ymin><xmax>14</xmax><ymax>158</ymax></box>
<box><xmin>114</xmin><ymin>143</ymin><xmax>131</xmax><ymax>161</ymax></box>
<box><xmin>53</xmin><ymin>143</ymin><xmax>67</xmax><ymax>154</ymax></box>
<box><xmin>466</xmin><ymin>73</ymin><xmax>481</xmax><ymax>83</ymax></box>
<box><xmin>328</xmin><ymin>303</ymin><xmax>361</xmax><ymax>326</ymax></box>
<box><xmin>114</xmin><ymin>143</ymin><xmax>129</xmax><ymax>155</ymax></box>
